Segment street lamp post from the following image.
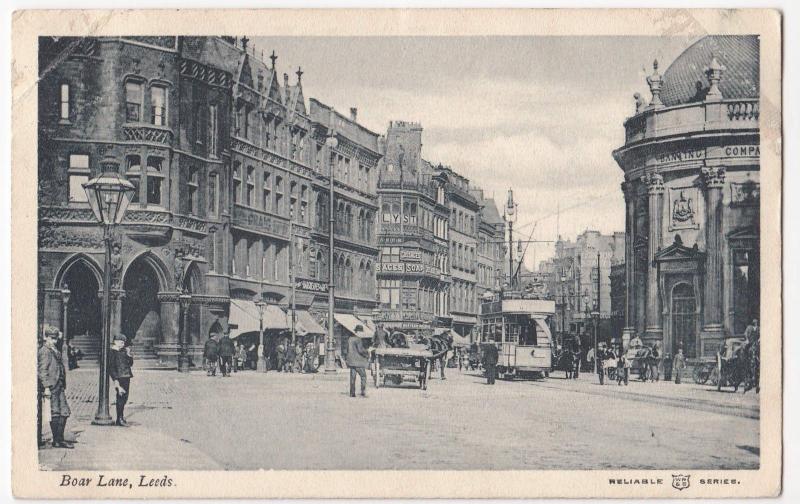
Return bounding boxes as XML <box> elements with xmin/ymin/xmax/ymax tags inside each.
<box><xmin>324</xmin><ymin>110</ymin><xmax>339</xmax><ymax>374</ymax></box>
<box><xmin>255</xmin><ymin>299</ymin><xmax>267</xmax><ymax>372</ymax></box>
<box><xmin>178</xmin><ymin>291</ymin><xmax>191</xmax><ymax>372</ymax></box>
<box><xmin>60</xmin><ymin>285</ymin><xmax>71</xmax><ymax>357</ymax></box>
<box><xmin>559</xmin><ymin>271</ymin><xmax>566</xmax><ymax>340</ymax></box>
<box><xmin>82</xmin><ymin>154</ymin><xmax>135</xmax><ymax>426</ymax></box>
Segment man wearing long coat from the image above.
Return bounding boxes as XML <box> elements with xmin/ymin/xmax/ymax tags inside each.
<box><xmin>346</xmin><ymin>329</ymin><xmax>370</xmax><ymax>397</ymax></box>
<box><xmin>38</xmin><ymin>326</ymin><xmax>73</xmax><ymax>448</ymax></box>
<box><xmin>483</xmin><ymin>343</ymin><xmax>499</xmax><ymax>385</ymax></box>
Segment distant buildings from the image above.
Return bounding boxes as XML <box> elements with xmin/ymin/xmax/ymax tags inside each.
<box><xmin>536</xmin><ymin>231</ymin><xmax>625</xmax><ymax>345</ymax></box>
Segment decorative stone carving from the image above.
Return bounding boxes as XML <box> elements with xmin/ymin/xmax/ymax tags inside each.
<box><xmin>173</xmin><ymin>252</ymin><xmax>185</xmax><ymax>287</ymax></box>
<box><xmin>634</xmin><ymin>92</ymin><xmax>646</xmax><ymax>114</ymax></box>
<box><xmin>110</xmin><ymin>240</ymin><xmax>124</xmax><ymax>288</ymax></box>
<box><xmin>646</xmin><ymin>59</ymin><xmax>663</xmax><ymax>109</ymax></box>
<box><xmin>122</xmin><ymin>125</ymin><xmax>174</xmax><ymax>145</ymax></box>
<box><xmin>157</xmin><ymin>292</ymin><xmax>182</xmax><ymax>303</ymax></box>
<box><xmin>40</xmin><ymin>206</ymin><xmax>96</xmax><ymax>222</ymax></box>
<box><xmin>174</xmin><ymin>240</ymin><xmax>205</xmax><ymax>260</ymax></box>
<box><xmin>641</xmin><ymin>172</ymin><xmax>665</xmax><ymax>195</ymax></box>
<box><xmin>701</xmin><ymin>166</ymin><xmax>726</xmax><ymax>189</ymax></box>
<box><xmin>39</xmin><ymin>225</ymin><xmax>104</xmax><ymax>250</ymax></box>
<box><xmin>731</xmin><ymin>180</ymin><xmax>760</xmax><ymax>206</ymax></box>
<box><xmin>124</xmin><ymin>210</ymin><xmax>172</xmax><ymax>224</ymax></box>
<box><xmin>669</xmin><ymin>188</ymin><xmax>699</xmax><ymax>230</ymax></box>
<box><xmin>176</xmin><ymin>215</ymin><xmax>208</xmax><ymax>233</ymax></box>
<box><xmin>704</xmin><ymin>54</ymin><xmax>726</xmax><ymax>101</ymax></box>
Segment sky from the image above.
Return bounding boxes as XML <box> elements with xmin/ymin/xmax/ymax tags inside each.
<box><xmin>253</xmin><ymin>35</ymin><xmax>697</xmax><ymax>269</ymax></box>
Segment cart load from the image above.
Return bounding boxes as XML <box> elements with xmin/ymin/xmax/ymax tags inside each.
<box><xmin>371</xmin><ymin>346</ymin><xmax>433</xmax><ymax>390</ymax></box>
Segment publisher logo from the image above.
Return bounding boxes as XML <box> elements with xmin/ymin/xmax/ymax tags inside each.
<box><xmin>672</xmin><ymin>474</ymin><xmax>690</xmax><ymax>491</ymax></box>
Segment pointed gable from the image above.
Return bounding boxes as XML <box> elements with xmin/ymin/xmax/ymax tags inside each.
<box><xmin>654</xmin><ymin>234</ymin><xmax>705</xmax><ymax>263</ymax></box>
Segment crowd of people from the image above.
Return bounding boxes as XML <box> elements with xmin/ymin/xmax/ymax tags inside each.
<box><xmin>201</xmin><ymin>331</ymin><xmax>321</xmax><ymax>377</ymax></box>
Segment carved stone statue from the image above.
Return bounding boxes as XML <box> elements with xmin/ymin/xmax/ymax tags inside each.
<box><xmin>110</xmin><ymin>242</ymin><xmax>123</xmax><ymax>288</ymax></box>
<box><xmin>634</xmin><ymin>92</ymin><xmax>646</xmax><ymax>113</ymax></box>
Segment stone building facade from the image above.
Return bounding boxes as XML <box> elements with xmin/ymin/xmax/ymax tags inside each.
<box><xmin>37</xmin><ymin>36</ymin><xmax>379</xmax><ymax>366</ymax></box>
<box><xmin>375</xmin><ymin>121</ymin><xmax>451</xmax><ymax>333</ymax></box>
<box><xmin>613</xmin><ymin>35</ymin><xmax>760</xmax><ymax>358</ymax></box>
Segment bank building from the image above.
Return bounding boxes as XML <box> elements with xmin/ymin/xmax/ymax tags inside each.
<box><xmin>613</xmin><ymin>35</ymin><xmax>760</xmax><ymax>358</ymax></box>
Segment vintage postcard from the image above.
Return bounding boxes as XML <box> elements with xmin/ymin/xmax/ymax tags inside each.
<box><xmin>11</xmin><ymin>8</ymin><xmax>782</xmax><ymax>499</ymax></box>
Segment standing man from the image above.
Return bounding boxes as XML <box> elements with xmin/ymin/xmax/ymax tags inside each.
<box><xmin>203</xmin><ymin>332</ymin><xmax>220</xmax><ymax>376</ymax></box>
<box><xmin>744</xmin><ymin>318</ymin><xmax>759</xmax><ymax>346</ymax></box>
<box><xmin>38</xmin><ymin>326</ymin><xmax>73</xmax><ymax>448</ymax></box>
<box><xmin>673</xmin><ymin>347</ymin><xmax>686</xmax><ymax>384</ymax></box>
<box><xmin>108</xmin><ymin>335</ymin><xmax>134</xmax><ymax>427</ymax></box>
<box><xmin>483</xmin><ymin>342</ymin><xmax>499</xmax><ymax>385</ymax></box>
<box><xmin>218</xmin><ymin>331</ymin><xmax>235</xmax><ymax>377</ymax></box>
<box><xmin>572</xmin><ymin>333</ymin><xmax>582</xmax><ymax>378</ymax></box>
<box><xmin>597</xmin><ymin>343</ymin><xmax>607</xmax><ymax>385</ymax></box>
<box><xmin>346</xmin><ymin>327</ymin><xmax>370</xmax><ymax>398</ymax></box>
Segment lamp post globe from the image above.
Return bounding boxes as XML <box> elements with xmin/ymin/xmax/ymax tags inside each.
<box><xmin>82</xmin><ymin>153</ymin><xmax>135</xmax><ymax>426</ymax></box>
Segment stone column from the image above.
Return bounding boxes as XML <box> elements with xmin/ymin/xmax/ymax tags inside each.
<box><xmin>701</xmin><ymin>166</ymin><xmax>726</xmax><ymax>335</ymax></box>
<box><xmin>643</xmin><ymin>173</ymin><xmax>665</xmax><ymax>343</ymax></box>
<box><xmin>621</xmin><ymin>181</ymin><xmax>636</xmax><ymax>347</ymax></box>
<box><xmin>157</xmin><ymin>292</ymin><xmax>181</xmax><ymax>367</ymax></box>
<box><xmin>42</xmin><ymin>289</ymin><xmax>64</xmax><ymax>335</ymax></box>
<box><xmin>109</xmin><ymin>289</ymin><xmax>126</xmax><ymax>340</ymax></box>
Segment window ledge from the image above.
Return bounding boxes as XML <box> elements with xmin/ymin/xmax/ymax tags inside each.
<box><xmin>58</xmin><ymin>119</ymin><xmax>72</xmax><ymax>126</ymax></box>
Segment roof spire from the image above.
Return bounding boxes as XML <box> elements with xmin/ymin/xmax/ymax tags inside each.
<box><xmin>241</xmin><ymin>36</ymin><xmax>249</xmax><ymax>52</ymax></box>
<box><xmin>646</xmin><ymin>58</ymin><xmax>664</xmax><ymax>109</ymax></box>
<box><xmin>704</xmin><ymin>51</ymin><xmax>726</xmax><ymax>101</ymax></box>
<box><xmin>296</xmin><ymin>66</ymin><xmax>303</xmax><ymax>84</ymax></box>
<box><xmin>269</xmin><ymin>50</ymin><xmax>277</xmax><ymax>70</ymax></box>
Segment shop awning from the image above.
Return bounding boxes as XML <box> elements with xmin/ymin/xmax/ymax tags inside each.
<box><xmin>229</xmin><ymin>300</ymin><xmax>287</xmax><ymax>339</ymax></box>
<box><xmin>334</xmin><ymin>313</ymin><xmax>374</xmax><ymax>338</ymax></box>
<box><xmin>287</xmin><ymin>310</ymin><xmax>326</xmax><ymax>336</ymax></box>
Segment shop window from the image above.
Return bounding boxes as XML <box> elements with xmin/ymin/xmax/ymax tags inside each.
<box><xmin>274</xmin><ymin>176</ymin><xmax>284</xmax><ymax>214</ymax></box>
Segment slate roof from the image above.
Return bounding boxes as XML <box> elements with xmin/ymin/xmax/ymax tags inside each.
<box><xmin>660</xmin><ymin>35</ymin><xmax>759</xmax><ymax>107</ymax></box>
<box><xmin>480</xmin><ymin>198</ymin><xmax>504</xmax><ymax>225</ymax></box>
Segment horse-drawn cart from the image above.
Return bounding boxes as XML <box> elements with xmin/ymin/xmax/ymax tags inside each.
<box><xmin>371</xmin><ymin>346</ymin><xmax>433</xmax><ymax>390</ymax></box>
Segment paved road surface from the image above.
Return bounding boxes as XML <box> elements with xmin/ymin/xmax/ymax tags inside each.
<box><xmin>39</xmin><ymin>367</ymin><xmax>759</xmax><ymax>470</ymax></box>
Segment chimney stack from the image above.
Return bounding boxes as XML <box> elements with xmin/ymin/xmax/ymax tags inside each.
<box><xmin>283</xmin><ymin>73</ymin><xmax>289</xmax><ymax>88</ymax></box>
<box><xmin>350</xmin><ymin>107</ymin><xmax>358</xmax><ymax>122</ymax></box>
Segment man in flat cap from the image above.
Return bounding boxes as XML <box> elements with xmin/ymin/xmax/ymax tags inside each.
<box><xmin>108</xmin><ymin>334</ymin><xmax>134</xmax><ymax>426</ymax></box>
<box><xmin>38</xmin><ymin>325</ymin><xmax>73</xmax><ymax>448</ymax></box>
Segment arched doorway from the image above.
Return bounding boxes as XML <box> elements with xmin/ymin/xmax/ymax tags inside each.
<box><xmin>122</xmin><ymin>257</ymin><xmax>163</xmax><ymax>359</ymax></box>
<box><xmin>671</xmin><ymin>282</ymin><xmax>697</xmax><ymax>358</ymax></box>
<box><xmin>62</xmin><ymin>259</ymin><xmax>102</xmax><ymax>363</ymax></box>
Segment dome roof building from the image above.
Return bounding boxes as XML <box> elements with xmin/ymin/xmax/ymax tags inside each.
<box><xmin>612</xmin><ymin>35</ymin><xmax>760</xmax><ymax>359</ymax></box>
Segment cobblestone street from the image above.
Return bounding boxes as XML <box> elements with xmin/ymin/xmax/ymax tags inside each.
<box><xmin>39</xmin><ymin>367</ymin><xmax>759</xmax><ymax>471</ymax></box>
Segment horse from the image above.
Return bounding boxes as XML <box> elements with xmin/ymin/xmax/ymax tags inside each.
<box><xmin>717</xmin><ymin>348</ymin><xmax>750</xmax><ymax>392</ymax></box>
<box><xmin>553</xmin><ymin>348</ymin><xmax>580</xmax><ymax>379</ymax></box>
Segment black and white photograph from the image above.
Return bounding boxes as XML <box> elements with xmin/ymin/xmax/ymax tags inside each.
<box><xmin>9</xmin><ymin>8</ymin><xmax>783</xmax><ymax>499</ymax></box>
